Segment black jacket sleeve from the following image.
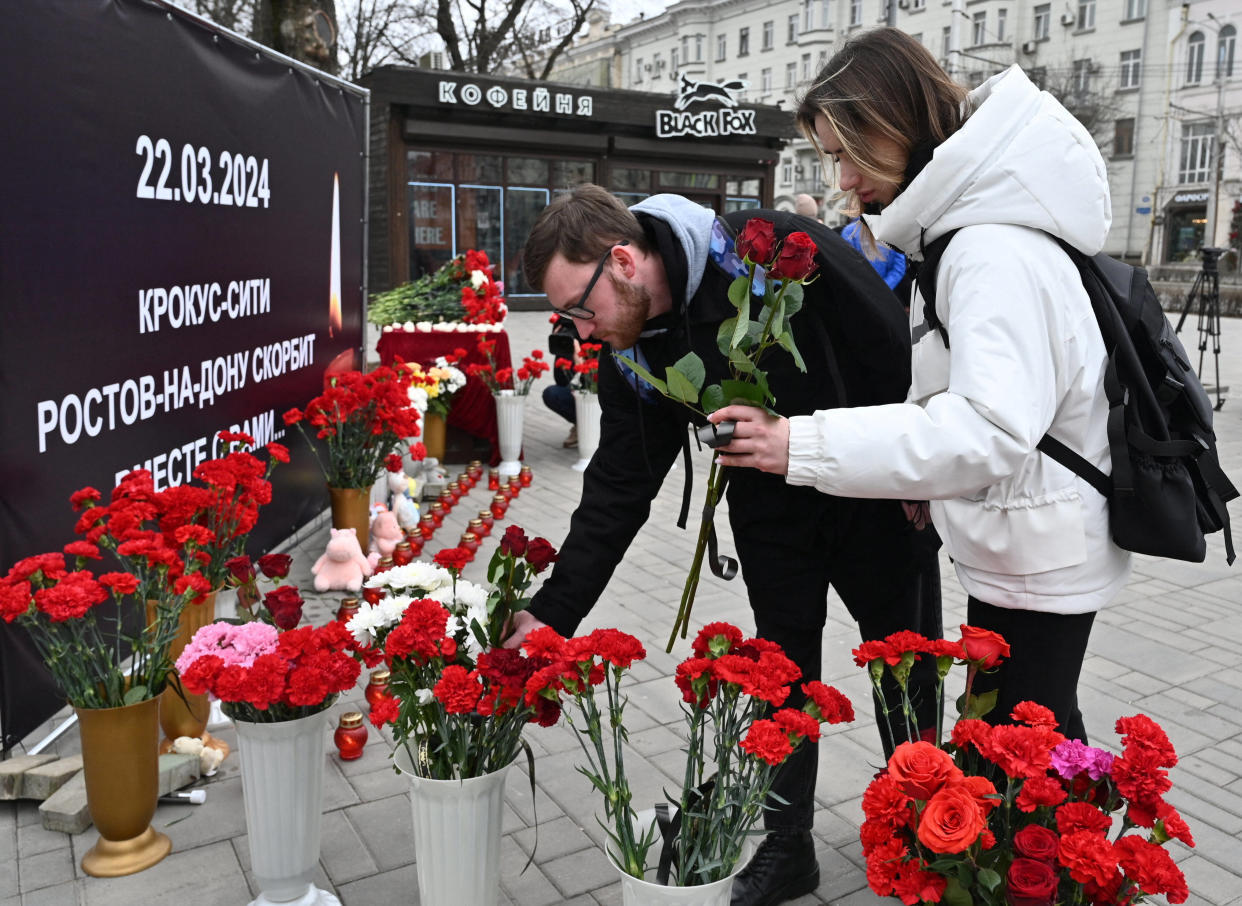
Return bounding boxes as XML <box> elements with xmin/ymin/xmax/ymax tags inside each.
<box><xmin>528</xmin><ymin>351</ymin><xmax>687</xmax><ymax>636</ymax></box>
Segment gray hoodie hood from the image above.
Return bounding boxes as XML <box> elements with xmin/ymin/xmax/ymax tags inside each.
<box><xmin>867</xmin><ymin>65</ymin><xmax>1111</xmax><ymax>257</ymax></box>
<box><xmin>630</xmin><ymin>193</ymin><xmax>718</xmax><ymax>302</ymax></box>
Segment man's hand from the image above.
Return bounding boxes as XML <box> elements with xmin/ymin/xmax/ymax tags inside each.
<box><xmin>502</xmin><ymin>609</ymin><xmax>549</xmax><ymax>649</ymax></box>
<box><xmin>708</xmin><ymin>405</ymin><xmax>791</xmax><ymax>476</ymax></box>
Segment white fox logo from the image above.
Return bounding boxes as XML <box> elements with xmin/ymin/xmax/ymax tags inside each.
<box><xmin>674</xmin><ymin>73</ymin><xmax>747</xmax><ymax>110</ymax></box>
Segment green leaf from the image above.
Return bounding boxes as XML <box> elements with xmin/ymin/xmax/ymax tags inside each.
<box><xmin>123</xmin><ymin>685</ymin><xmax>149</xmax><ymax>706</ymax></box>
<box><xmin>700</xmin><ymin>384</ymin><xmax>726</xmax><ymax>413</ymax></box>
<box><xmin>720</xmin><ymin>380</ymin><xmax>765</xmax><ymax>406</ymax></box>
<box><xmin>730</xmin><ymin>305</ymin><xmax>750</xmax><ymax>349</ymax></box>
<box><xmin>726</xmin><ymin>347</ymin><xmax>756</xmax><ymax>375</ymax></box>
<box><xmin>964</xmin><ymin>689</ymin><xmax>1000</xmax><ymax>720</ymax></box>
<box><xmin>751</xmin><ymin>368</ymin><xmax>773</xmax><ymax>406</ymax></box>
<box><xmin>612</xmin><ymin>353</ymin><xmax>668</xmax><ymax>396</ymax></box>
<box><xmin>776</xmin><ymin>329</ymin><xmax>806</xmax><ymax>372</ymax></box>
<box><xmin>977</xmin><ymin>868</ymin><xmax>1002</xmax><ymax>893</ymax></box>
<box><xmin>665</xmin><ymin>367</ymin><xmax>700</xmax><ymax>405</ymax></box>
<box><xmin>673</xmin><ymin>353</ymin><xmax>706</xmax><ymax>392</ymax></box>
<box><xmin>781</xmin><ymin>281</ymin><xmax>804</xmax><ymax>313</ymax></box>
<box><xmin>716</xmin><ymin>318</ymin><xmax>737</xmax><ymax>356</ymax></box>
<box><xmin>942</xmin><ymin>876</ymin><xmax>974</xmax><ymax>906</ymax></box>
<box><xmin>727</xmin><ymin>275</ymin><xmax>751</xmax><ymax>309</ymax></box>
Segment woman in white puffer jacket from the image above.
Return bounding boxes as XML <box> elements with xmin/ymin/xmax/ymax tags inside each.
<box><xmin>710</xmin><ymin>28</ymin><xmax>1130</xmax><ymax>742</ymax></box>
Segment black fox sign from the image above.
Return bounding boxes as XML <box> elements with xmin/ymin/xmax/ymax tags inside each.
<box><xmin>674</xmin><ymin>73</ymin><xmax>747</xmax><ymax>110</ymax></box>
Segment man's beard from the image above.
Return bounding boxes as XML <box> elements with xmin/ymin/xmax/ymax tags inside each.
<box><xmin>605</xmin><ymin>272</ymin><xmax>652</xmax><ymax>349</ymax></box>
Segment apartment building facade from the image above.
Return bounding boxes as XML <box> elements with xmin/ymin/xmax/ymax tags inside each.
<box><xmin>550</xmin><ymin>0</ymin><xmax>1239</xmax><ymax>266</ymax></box>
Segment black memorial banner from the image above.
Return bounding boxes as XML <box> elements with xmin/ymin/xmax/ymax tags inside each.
<box><xmin>0</xmin><ymin>0</ymin><xmax>367</xmax><ymax>750</ymax></box>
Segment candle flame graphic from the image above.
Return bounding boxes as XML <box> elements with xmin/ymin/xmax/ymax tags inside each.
<box><xmin>328</xmin><ymin>173</ymin><xmax>342</xmax><ymax>338</ymax></box>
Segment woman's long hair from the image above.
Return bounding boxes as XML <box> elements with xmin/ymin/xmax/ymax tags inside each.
<box><xmin>796</xmin><ymin>28</ymin><xmax>967</xmax><ymax>216</ymax></box>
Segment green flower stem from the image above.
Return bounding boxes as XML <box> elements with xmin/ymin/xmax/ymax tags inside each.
<box><xmin>666</xmin><ymin>455</ymin><xmax>725</xmax><ymax>652</ymax></box>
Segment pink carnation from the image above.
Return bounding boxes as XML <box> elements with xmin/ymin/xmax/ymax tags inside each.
<box><xmin>1051</xmin><ymin>739</ymin><xmax>1115</xmax><ymax>781</ymax></box>
<box><xmin>177</xmin><ymin>621</ymin><xmax>280</xmax><ymax>674</ymax></box>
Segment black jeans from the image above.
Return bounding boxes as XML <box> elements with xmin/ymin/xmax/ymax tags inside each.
<box><xmin>965</xmin><ymin>597</ymin><xmax>1096</xmax><ymax>743</ymax></box>
<box><xmin>730</xmin><ymin>491</ymin><xmax>942</xmax><ymax>832</ymax></box>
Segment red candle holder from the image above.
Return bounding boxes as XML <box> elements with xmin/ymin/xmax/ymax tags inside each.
<box><xmin>364</xmin><ymin>669</ymin><xmax>391</xmax><ymax>709</ymax></box>
<box><xmin>437</xmin><ymin>491</ymin><xmax>455</xmax><ymax>513</ymax></box>
<box><xmin>468</xmin><ymin>460</ymin><xmax>484</xmax><ymax>481</ymax></box>
<box><xmin>375</xmin><ymin>556</ymin><xmax>394</xmax><ymax>574</ymax></box>
<box><xmin>430</xmin><ymin>502</ymin><xmax>446</xmax><ymax>527</ymax></box>
<box><xmin>361</xmin><ymin>585</ymin><xmax>384</xmax><ymax>605</ymax></box>
<box><xmin>447</xmin><ymin>481</ymin><xmax>462</xmax><ymax>502</ymax></box>
<box><xmin>478</xmin><ymin>510</ymin><xmax>495</xmax><ymax>534</ymax></box>
<box><xmin>507</xmin><ymin>477</ymin><xmax>522</xmax><ymax>497</ymax></box>
<box><xmin>407</xmin><ymin>535</ymin><xmax>425</xmax><ymax>556</ymax></box>
<box><xmin>459</xmin><ymin>531</ymin><xmax>480</xmax><ymax>560</ymax></box>
<box><xmin>334</xmin><ymin>712</ymin><xmax>368</xmax><ymax>760</ymax></box>
<box><xmin>419</xmin><ymin>514</ymin><xmax>436</xmax><ymax>540</ymax></box>
<box><xmin>487</xmin><ymin>469</ymin><xmax>500</xmax><ymax>491</ymax></box>
<box><xmin>336</xmin><ymin>597</ymin><xmax>360</xmax><ymax>623</ymax></box>
<box><xmin>491</xmin><ymin>494</ymin><xmax>508</xmax><ymax>519</ymax></box>
<box><xmin>468</xmin><ymin>518</ymin><xmax>486</xmax><ymax>540</ymax></box>
<box><xmin>392</xmin><ymin>540</ymin><xmax>414</xmax><ymax>566</ymax></box>
<box><xmin>519</xmin><ymin>465</ymin><xmax>533</xmax><ymax>487</ymax></box>
<box><xmin>457</xmin><ymin>472</ymin><xmax>473</xmax><ymax>491</ymax></box>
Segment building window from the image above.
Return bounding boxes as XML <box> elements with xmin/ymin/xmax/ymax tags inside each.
<box><xmin>652</xmin><ymin>52</ymin><xmax>662</xmax><ymax>79</ymax></box>
<box><xmin>1028</xmin><ymin>66</ymin><xmax>1047</xmax><ymax>88</ymax></box>
<box><xmin>997</xmin><ymin>9</ymin><xmax>1007</xmax><ymax>41</ymax></box>
<box><xmin>942</xmin><ymin>25</ymin><xmax>951</xmax><ymax>56</ymax></box>
<box><xmin>1033</xmin><ymin>4</ymin><xmax>1050</xmax><ymax>40</ymax></box>
<box><xmin>972</xmin><ymin>11</ymin><xmax>986</xmax><ymax>45</ymax></box>
<box><xmin>913</xmin><ymin>0</ymin><xmax>926</xmax><ymax>8</ymax></box>
<box><xmin>850</xmin><ymin>0</ymin><xmax>862</xmax><ymax>27</ymax></box>
<box><xmin>818</xmin><ymin>50</ymin><xmax>828</xmax><ymax>70</ymax></box>
<box><xmin>785</xmin><ymin>61</ymin><xmax>797</xmax><ymax>89</ymax></box>
<box><xmin>671</xmin><ymin>48</ymin><xmax>679</xmax><ymax>72</ymax></box>
<box><xmin>788</xmin><ymin>14</ymin><xmax>799</xmax><ymax>43</ymax></box>
<box><xmin>739</xmin><ymin>27</ymin><xmax>750</xmax><ymax>56</ymax></box>
<box><xmin>1123</xmin><ymin>0</ymin><xmax>1145</xmax><ymax>20</ymax></box>
<box><xmin>1179</xmin><ymin>122</ymin><xmax>1214</xmax><ymax>183</ymax></box>
<box><xmin>717</xmin><ymin>33</ymin><xmax>727</xmax><ymax>61</ymax></box>
<box><xmin>762</xmin><ymin>20</ymin><xmax>774</xmax><ymax>50</ymax></box>
<box><xmin>802</xmin><ymin>52</ymin><xmax>813</xmax><ymax>80</ymax></box>
<box><xmin>1113</xmin><ymin>117</ymin><xmax>1135</xmax><ymax>157</ymax></box>
<box><xmin>635</xmin><ymin>57</ymin><xmax>643</xmax><ymax>83</ymax></box>
<box><xmin>1218</xmin><ymin>25</ymin><xmax>1236</xmax><ymax>78</ymax></box>
<box><xmin>695</xmin><ymin>34</ymin><xmax>704</xmax><ymax>61</ymax></box>
<box><xmin>782</xmin><ymin>160</ymin><xmax>793</xmax><ymax>184</ymax></box>
<box><xmin>1120</xmin><ymin>49</ymin><xmax>1141</xmax><ymax>89</ymax></box>
<box><xmin>821</xmin><ymin>0</ymin><xmax>831</xmax><ymax>28</ymax></box>
<box><xmin>736</xmin><ymin>73</ymin><xmax>748</xmax><ymax>98</ymax></box>
<box><xmin>804</xmin><ymin>0</ymin><xmax>814</xmax><ymax>31</ymax></box>
<box><xmin>1072</xmin><ymin>58</ymin><xmax>1093</xmax><ymax>94</ymax></box>
<box><xmin>1076</xmin><ymin>0</ymin><xmax>1094</xmax><ymax>30</ymax></box>
<box><xmin>1186</xmin><ymin>31</ymin><xmax>1204</xmax><ymax>84</ymax></box>
<box><xmin>761</xmin><ymin>67</ymin><xmax>773</xmax><ymax>93</ymax></box>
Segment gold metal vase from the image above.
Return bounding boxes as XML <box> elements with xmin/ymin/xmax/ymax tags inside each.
<box><xmin>422</xmin><ymin>411</ymin><xmax>447</xmax><ymax>462</ymax></box>
<box><xmin>148</xmin><ymin>590</ymin><xmax>229</xmax><ymax>758</ymax></box>
<box><xmin>76</xmin><ymin>696</ymin><xmax>172</xmax><ymax>877</ymax></box>
<box><xmin>328</xmin><ymin>485</ymin><xmax>371</xmax><ymax>550</ymax></box>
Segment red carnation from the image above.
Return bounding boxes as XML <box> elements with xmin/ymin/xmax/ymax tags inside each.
<box><xmin>266</xmin><ymin>442</ymin><xmax>290</xmax><ymax>463</ymax></box>
<box><xmin>69</xmin><ymin>487</ymin><xmax>102</xmax><ymax>511</ymax></box>
<box><xmin>385</xmin><ymin>453</ymin><xmax>403</xmax><ymax>473</ymax></box>
<box><xmin>1057</xmin><ymin>830</ymin><xmax>1116</xmax><ymax>887</ymax></box>
<box><xmin>433</xmin><ymin>547</ymin><xmax>472</xmax><ymax>573</ymax></box>
<box><xmin>63</xmin><ymin>540</ymin><xmax>101</xmax><ymax>561</ymax></box>
<box><xmin>369</xmin><ymin>694</ymin><xmax>401</xmax><ymax>728</ymax></box>
<box><xmin>739</xmin><ymin>718</ymin><xmax>794</xmax><ymax>766</ymax></box>
<box><xmin>1015</xmin><ymin>773</ymin><xmax>1068</xmax><ymax>812</ymax></box>
<box><xmin>692</xmin><ymin>622</ymin><xmax>743</xmax><ymax>658</ymax></box>
<box><xmin>98</xmin><ymin>572</ymin><xmax>140</xmax><ymax>596</ymax></box>
<box><xmin>802</xmin><ymin>681</ymin><xmax>855</xmax><ymax>724</ymax></box>
<box><xmin>434</xmin><ymin>665</ymin><xmax>483</xmax><ymax>714</ymax></box>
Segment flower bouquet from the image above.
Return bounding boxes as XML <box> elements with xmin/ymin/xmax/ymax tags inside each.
<box><xmin>467</xmin><ymin>336</ymin><xmax>552</xmax><ymax>395</ymax></box>
<box><xmin>404</xmin><ymin>356</ymin><xmax>467</xmax><ymax>420</ymax></box>
<box><xmin>524</xmin><ymin>620</ymin><xmax>854</xmax><ymax>895</ymax></box>
<box><xmin>855</xmin><ymin>627</ymin><xmax>1193</xmax><ymax>905</ymax></box>
<box><xmin>554</xmin><ymin>341</ymin><xmax>604</xmax><ymax>394</ymax></box>
<box><xmin>345</xmin><ymin>527</ymin><xmax>562</xmax><ymax>906</ymax></box>
<box><xmin>369</xmin><ymin>248</ymin><xmax>507</xmax><ymax>327</ymax></box>
<box><xmin>612</xmin><ymin>219</ymin><xmax>821</xmax><ymax>650</ymax></box>
<box><xmin>221</xmin><ymin>551</ymin><xmax>300</xmax><ymax>626</ymax></box>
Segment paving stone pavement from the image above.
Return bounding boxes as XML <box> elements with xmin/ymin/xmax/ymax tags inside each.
<box><xmin>6</xmin><ymin>310</ymin><xmax>1242</xmax><ymax>906</ymax></box>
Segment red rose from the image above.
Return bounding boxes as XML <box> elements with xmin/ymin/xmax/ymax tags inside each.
<box><xmin>1006</xmin><ymin>857</ymin><xmax>1059</xmax><ymax>905</ymax></box>
<box><xmin>257</xmin><ymin>553</ymin><xmax>293</xmax><ymax>580</ymax></box>
<box><xmin>499</xmin><ymin>525</ymin><xmax>528</xmax><ymax>557</ymax></box>
<box><xmin>887</xmin><ymin>741</ymin><xmax>963</xmax><ymax>801</ymax></box>
<box><xmin>1013</xmin><ymin>825</ymin><xmax>1061</xmax><ymax>862</ymax></box>
<box><xmin>225</xmin><ymin>555</ymin><xmax>255</xmax><ymax>584</ymax></box>
<box><xmin>524</xmin><ymin>537</ymin><xmax>558</xmax><ymax>573</ymax></box>
<box><xmin>263</xmin><ymin>585</ymin><xmax>304</xmax><ymax>630</ymax></box>
<box><xmin>959</xmin><ymin>624</ymin><xmax>1010</xmax><ymax>668</ymax></box>
<box><xmin>736</xmin><ymin>218</ymin><xmax>779</xmax><ymax>266</ymax></box>
<box><xmin>433</xmin><ymin>547</ymin><xmax>472</xmax><ymax>573</ymax></box>
<box><xmin>768</xmin><ymin>232</ymin><xmax>819</xmax><ymax>281</ymax></box>
<box><xmin>916</xmin><ymin>784</ymin><xmax>986</xmax><ymax>854</ymax></box>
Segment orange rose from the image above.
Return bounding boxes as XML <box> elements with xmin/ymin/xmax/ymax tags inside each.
<box><xmin>916</xmin><ymin>785</ymin><xmax>986</xmax><ymax>854</ymax></box>
<box><xmin>887</xmin><ymin>741</ymin><xmax>963</xmax><ymax>801</ymax></box>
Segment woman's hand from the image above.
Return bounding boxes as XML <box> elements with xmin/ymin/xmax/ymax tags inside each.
<box><xmin>708</xmin><ymin>405</ymin><xmax>791</xmax><ymax>475</ymax></box>
<box><xmin>501</xmin><ymin>609</ymin><xmax>548</xmax><ymax>649</ymax></box>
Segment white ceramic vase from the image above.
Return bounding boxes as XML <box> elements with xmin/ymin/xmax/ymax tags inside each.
<box><xmin>494</xmin><ymin>390</ymin><xmax>525</xmax><ymax>477</ymax></box>
<box><xmin>607</xmin><ymin>810</ymin><xmax>755</xmax><ymax>906</ymax></box>
<box><xmin>234</xmin><ymin>710</ymin><xmax>340</xmax><ymax>906</ymax></box>
<box><xmin>572</xmin><ymin>391</ymin><xmax>602</xmax><ymax>472</ymax></box>
<box><xmin>394</xmin><ymin>745</ymin><xmax>509</xmax><ymax>906</ymax></box>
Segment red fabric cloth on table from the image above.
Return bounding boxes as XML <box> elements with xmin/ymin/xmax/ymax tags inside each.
<box><xmin>376</xmin><ymin>329</ymin><xmax>512</xmax><ymax>465</ymax></box>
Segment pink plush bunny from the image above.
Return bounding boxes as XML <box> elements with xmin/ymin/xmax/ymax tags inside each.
<box><xmin>311</xmin><ymin>528</ymin><xmax>374</xmax><ymax>592</ymax></box>
<box><xmin>369</xmin><ymin>507</ymin><xmax>404</xmax><ymax>558</ymax></box>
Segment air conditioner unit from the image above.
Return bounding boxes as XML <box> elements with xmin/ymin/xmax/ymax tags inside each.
<box><xmin>644</xmin><ymin>63</ymin><xmax>653</xmax><ymax>71</ymax></box>
<box><xmin>1060</xmin><ymin>11</ymin><xmax>1076</xmax><ymax>26</ymax></box>
<box><xmin>897</xmin><ymin>0</ymin><xmax>910</xmax><ymax>9</ymax></box>
<box><xmin>1021</xmin><ymin>40</ymin><xmax>1038</xmax><ymax>53</ymax></box>
<box><xmin>656</xmin><ymin>58</ymin><xmax>666</xmax><ymax>68</ymax></box>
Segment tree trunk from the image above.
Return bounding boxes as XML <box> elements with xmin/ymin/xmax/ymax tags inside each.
<box><xmin>253</xmin><ymin>0</ymin><xmax>340</xmax><ymax>75</ymax></box>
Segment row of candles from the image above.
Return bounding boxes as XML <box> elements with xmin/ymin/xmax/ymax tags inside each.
<box><xmin>333</xmin><ymin>460</ymin><xmax>535</xmax><ymax>759</ymax></box>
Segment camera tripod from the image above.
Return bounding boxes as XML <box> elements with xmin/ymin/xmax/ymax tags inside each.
<box><xmin>1175</xmin><ymin>246</ymin><xmax>1227</xmax><ymax>411</ymax></box>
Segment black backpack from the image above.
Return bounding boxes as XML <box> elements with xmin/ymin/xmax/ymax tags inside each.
<box><xmin>916</xmin><ymin>229</ymin><xmax>1238</xmax><ymax>565</ymax></box>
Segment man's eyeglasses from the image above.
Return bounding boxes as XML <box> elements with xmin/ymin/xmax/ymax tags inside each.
<box><xmin>554</xmin><ymin>241</ymin><xmax>628</xmax><ymax>320</ymax></box>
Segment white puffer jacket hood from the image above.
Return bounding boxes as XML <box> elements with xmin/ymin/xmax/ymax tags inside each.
<box><xmin>866</xmin><ymin>65</ymin><xmax>1111</xmax><ymax>258</ymax></box>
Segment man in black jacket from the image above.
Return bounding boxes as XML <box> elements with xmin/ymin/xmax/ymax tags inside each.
<box><xmin>511</xmin><ymin>185</ymin><xmax>940</xmax><ymax>906</ymax></box>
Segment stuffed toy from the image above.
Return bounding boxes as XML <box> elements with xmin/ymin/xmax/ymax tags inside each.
<box><xmin>369</xmin><ymin>506</ymin><xmax>404</xmax><ymax>559</ymax></box>
<box><xmin>311</xmin><ymin>528</ymin><xmax>373</xmax><ymax>592</ymax></box>
<box><xmin>387</xmin><ymin>469</ymin><xmax>419</xmax><ymax>530</ymax></box>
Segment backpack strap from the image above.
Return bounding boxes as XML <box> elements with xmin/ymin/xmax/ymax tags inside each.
<box><xmin>1195</xmin><ymin>450</ymin><xmax>1238</xmax><ymax>565</ymax></box>
<box><xmin>916</xmin><ymin>228</ymin><xmax>960</xmax><ymax>349</ymax></box>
